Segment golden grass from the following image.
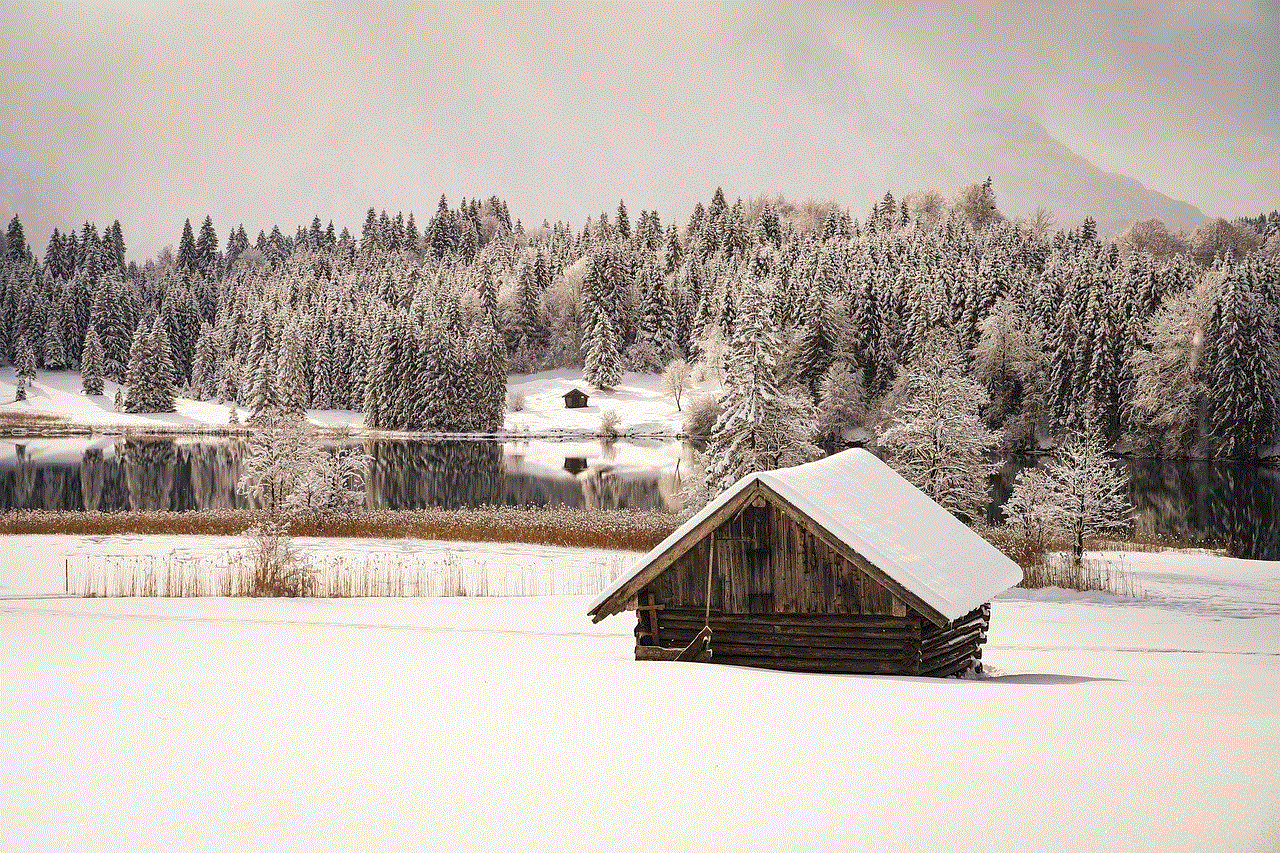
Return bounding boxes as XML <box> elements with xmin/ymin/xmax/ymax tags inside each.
<box><xmin>0</xmin><ymin>411</ymin><xmax>71</xmax><ymax>428</ymax></box>
<box><xmin>0</xmin><ymin>507</ymin><xmax>679</xmax><ymax>552</ymax></box>
<box><xmin>8</xmin><ymin>508</ymin><xmax>1207</xmax><ymax>597</ymax></box>
<box><xmin>975</xmin><ymin>524</ymin><xmax>1215</xmax><ymax>594</ymax></box>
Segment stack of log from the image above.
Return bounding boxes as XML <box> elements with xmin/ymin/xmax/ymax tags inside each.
<box><xmin>916</xmin><ymin>604</ymin><xmax>989</xmax><ymax>677</ymax></box>
<box><xmin>637</xmin><ymin>603</ymin><xmax>990</xmax><ymax>677</ymax></box>
<box><xmin>647</xmin><ymin>610</ymin><xmax>922</xmax><ymax>675</ymax></box>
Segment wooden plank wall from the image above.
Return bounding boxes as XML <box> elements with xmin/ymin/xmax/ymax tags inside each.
<box><xmin>648</xmin><ymin>497</ymin><xmax>906</xmax><ymax>617</ymax></box>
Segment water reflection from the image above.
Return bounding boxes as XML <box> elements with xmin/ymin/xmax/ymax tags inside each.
<box><xmin>0</xmin><ymin>436</ymin><xmax>688</xmax><ymax>515</ymax></box>
<box><xmin>990</xmin><ymin>456</ymin><xmax>1280</xmax><ymax>560</ymax></box>
<box><xmin>2</xmin><ymin>438</ymin><xmax>1277</xmax><ymax>559</ymax></box>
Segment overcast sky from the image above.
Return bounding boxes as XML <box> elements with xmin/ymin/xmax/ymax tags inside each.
<box><xmin>2</xmin><ymin>1</ymin><xmax>1276</xmax><ymax>259</ymax></box>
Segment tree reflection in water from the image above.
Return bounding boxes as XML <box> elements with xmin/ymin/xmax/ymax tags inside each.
<box><xmin>0</xmin><ymin>438</ymin><xmax>672</xmax><ymax>515</ymax></box>
<box><xmin>989</xmin><ymin>455</ymin><xmax>1280</xmax><ymax>559</ymax></box>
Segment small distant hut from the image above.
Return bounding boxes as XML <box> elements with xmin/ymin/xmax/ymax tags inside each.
<box><xmin>588</xmin><ymin>449</ymin><xmax>1022</xmax><ymax>677</ymax></box>
<box><xmin>563</xmin><ymin>388</ymin><xmax>589</xmax><ymax>409</ymax></box>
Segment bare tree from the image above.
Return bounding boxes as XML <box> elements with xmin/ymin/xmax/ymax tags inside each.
<box><xmin>903</xmin><ymin>188</ymin><xmax>945</xmax><ymax>231</ymax></box>
<box><xmin>1190</xmin><ymin>218</ymin><xmax>1261</xmax><ymax>266</ymax></box>
<box><xmin>950</xmin><ymin>179</ymin><xmax>1002</xmax><ymax>231</ymax></box>
<box><xmin>1035</xmin><ymin>436</ymin><xmax>1132</xmax><ymax>565</ymax></box>
<box><xmin>661</xmin><ymin>357</ymin><xmax>692</xmax><ymax>410</ymax></box>
<box><xmin>1118</xmin><ymin>218</ymin><xmax>1188</xmax><ymax>259</ymax></box>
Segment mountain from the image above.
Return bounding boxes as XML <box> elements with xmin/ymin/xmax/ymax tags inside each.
<box><xmin>760</xmin><ymin>42</ymin><xmax>1209</xmax><ymax>235</ymax></box>
<box><xmin>934</xmin><ymin>109</ymin><xmax>1208</xmax><ymax>235</ymax></box>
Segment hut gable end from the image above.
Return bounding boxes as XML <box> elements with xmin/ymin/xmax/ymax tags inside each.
<box><xmin>590</xmin><ymin>449</ymin><xmax>1022</xmax><ymax>626</ymax></box>
<box><xmin>647</xmin><ymin>488</ymin><xmax>914</xmax><ymax>619</ymax></box>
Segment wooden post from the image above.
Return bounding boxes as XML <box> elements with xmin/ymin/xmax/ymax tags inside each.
<box><xmin>634</xmin><ymin>590</ymin><xmax>665</xmax><ymax>646</ymax></box>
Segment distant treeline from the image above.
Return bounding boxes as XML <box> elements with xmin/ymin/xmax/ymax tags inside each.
<box><xmin>1</xmin><ymin>185</ymin><xmax>1277</xmax><ymax>457</ymax></box>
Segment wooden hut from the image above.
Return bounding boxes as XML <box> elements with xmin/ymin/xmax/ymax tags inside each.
<box><xmin>588</xmin><ymin>449</ymin><xmax>1022</xmax><ymax>677</ymax></box>
<box><xmin>563</xmin><ymin>388</ymin><xmax>589</xmax><ymax>408</ymax></box>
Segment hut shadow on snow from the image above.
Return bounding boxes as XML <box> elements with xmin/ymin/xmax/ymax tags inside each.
<box><xmin>979</xmin><ymin>672</ymin><xmax>1124</xmax><ymax>685</ymax></box>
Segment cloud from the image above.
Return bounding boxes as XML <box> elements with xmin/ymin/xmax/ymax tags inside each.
<box><xmin>1</xmin><ymin>1</ymin><xmax>1273</xmax><ymax>258</ymax></box>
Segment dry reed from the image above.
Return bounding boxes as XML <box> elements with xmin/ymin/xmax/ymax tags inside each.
<box><xmin>1</xmin><ymin>506</ymin><xmax>678</xmax><ymax>551</ymax></box>
<box><xmin>74</xmin><ymin>548</ymin><xmax>627</xmax><ymax>599</ymax></box>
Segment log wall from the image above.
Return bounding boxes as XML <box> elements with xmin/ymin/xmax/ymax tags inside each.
<box><xmin>646</xmin><ymin>609</ymin><xmax>921</xmax><ymax>674</ymax></box>
<box><xmin>917</xmin><ymin>604</ymin><xmax>989</xmax><ymax>677</ymax></box>
<box><xmin>638</xmin><ymin>605</ymin><xmax>990</xmax><ymax>677</ymax></box>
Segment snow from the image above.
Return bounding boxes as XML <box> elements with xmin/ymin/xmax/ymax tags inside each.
<box><xmin>2</xmin><ymin>538</ymin><xmax>1278</xmax><ymax>852</ymax></box>
<box><xmin>0</xmin><ymin>534</ymin><xmax>638</xmax><ymax>599</ymax></box>
<box><xmin>593</xmin><ymin>449</ymin><xmax>1023</xmax><ymax>622</ymax></box>
<box><xmin>0</xmin><ymin>367</ymin><xmax>712</xmax><ymax>438</ymax></box>
<box><xmin>0</xmin><ymin>367</ymin><xmax>365</xmax><ymax>433</ymax></box>
<box><xmin>505</xmin><ymin>368</ymin><xmax>718</xmax><ymax>437</ymax></box>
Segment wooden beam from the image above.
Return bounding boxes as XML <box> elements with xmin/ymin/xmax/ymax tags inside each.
<box><xmin>590</xmin><ymin>482</ymin><xmax>761</xmax><ymax>622</ymax></box>
<box><xmin>635</xmin><ymin>590</ymin><xmax>664</xmax><ymax>647</ymax></box>
<box><xmin>758</xmin><ymin>482</ymin><xmax>952</xmax><ymax>627</ymax></box>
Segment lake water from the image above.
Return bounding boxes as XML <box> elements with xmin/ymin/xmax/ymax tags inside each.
<box><xmin>1</xmin><ymin>436</ymin><xmax>1277</xmax><ymax>559</ymax></box>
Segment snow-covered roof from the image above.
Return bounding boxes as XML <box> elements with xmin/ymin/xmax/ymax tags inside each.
<box><xmin>589</xmin><ymin>448</ymin><xmax>1022</xmax><ymax>624</ymax></box>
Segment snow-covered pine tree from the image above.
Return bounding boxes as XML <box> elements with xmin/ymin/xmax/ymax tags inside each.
<box><xmin>972</xmin><ymin>297</ymin><xmax>1044</xmax><ymax>442</ymax></box>
<box><xmin>195</xmin><ymin>216</ymin><xmax>218</xmax><ymax>278</ymax></box>
<box><xmin>162</xmin><ymin>284</ymin><xmax>200</xmax><ymax>386</ymax></box>
<box><xmin>419</xmin><ymin>316</ymin><xmax>453</xmax><ymax>430</ymax></box>
<box><xmin>81</xmin><ymin>325</ymin><xmax>104</xmax><ymax>395</ymax></box>
<box><xmin>189</xmin><ymin>322</ymin><xmax>219</xmax><ymax>401</ymax></box>
<box><xmin>616</xmin><ymin>200</ymin><xmax>631</xmax><ymax>240</ymax></box>
<box><xmin>245</xmin><ymin>308</ymin><xmax>282</xmax><ymax>420</ymax></box>
<box><xmin>177</xmin><ymin>219</ymin><xmax>198</xmax><ymax>276</ymax></box>
<box><xmin>362</xmin><ymin>313</ymin><xmax>389</xmax><ymax>428</ymax></box>
<box><xmin>311</xmin><ymin>325</ymin><xmax>334</xmax><ymax>410</ymax></box>
<box><xmin>41</xmin><ymin>299</ymin><xmax>69</xmax><ymax>370</ymax></box>
<box><xmin>275</xmin><ymin>319</ymin><xmax>308</xmax><ymax>418</ymax></box>
<box><xmin>474</xmin><ymin>320</ymin><xmax>507</xmax><ymax>432</ymax></box>
<box><xmin>877</xmin><ymin>333</ymin><xmax>999</xmax><ymax>521</ymax></box>
<box><xmin>514</xmin><ymin>255</ymin><xmax>548</xmax><ymax>360</ymax></box>
<box><xmin>123</xmin><ymin>321</ymin><xmax>149</xmax><ymax>412</ymax></box>
<box><xmin>147</xmin><ymin>315</ymin><xmax>177</xmax><ymax>413</ymax></box>
<box><xmin>846</xmin><ymin>274</ymin><xmax>889</xmax><ymax>397</ymax></box>
<box><xmin>92</xmin><ymin>278</ymin><xmax>132</xmax><ymax>383</ymax></box>
<box><xmin>701</xmin><ymin>275</ymin><xmax>821</xmax><ymax>496</ymax></box>
<box><xmin>16</xmin><ymin>336</ymin><xmax>35</xmax><ymax>382</ymax></box>
<box><xmin>1199</xmin><ymin>265</ymin><xmax>1280</xmax><ymax>458</ymax></box>
<box><xmin>582</xmin><ymin>309</ymin><xmax>623</xmax><ymax>391</ymax></box>
<box><xmin>790</xmin><ymin>298</ymin><xmax>838</xmax><ymax>402</ymax></box>
<box><xmin>637</xmin><ymin>265</ymin><xmax>674</xmax><ymax>361</ymax></box>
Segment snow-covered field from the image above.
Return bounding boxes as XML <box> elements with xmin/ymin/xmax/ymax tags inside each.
<box><xmin>3</xmin><ymin>536</ymin><xmax>1278</xmax><ymax>852</ymax></box>
<box><xmin>505</xmin><ymin>368</ymin><xmax>717</xmax><ymax>436</ymax></box>
<box><xmin>0</xmin><ymin>366</ymin><xmax>711</xmax><ymax>437</ymax></box>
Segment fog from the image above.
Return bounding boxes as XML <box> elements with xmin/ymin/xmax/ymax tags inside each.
<box><xmin>2</xmin><ymin>1</ymin><xmax>1275</xmax><ymax>258</ymax></box>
